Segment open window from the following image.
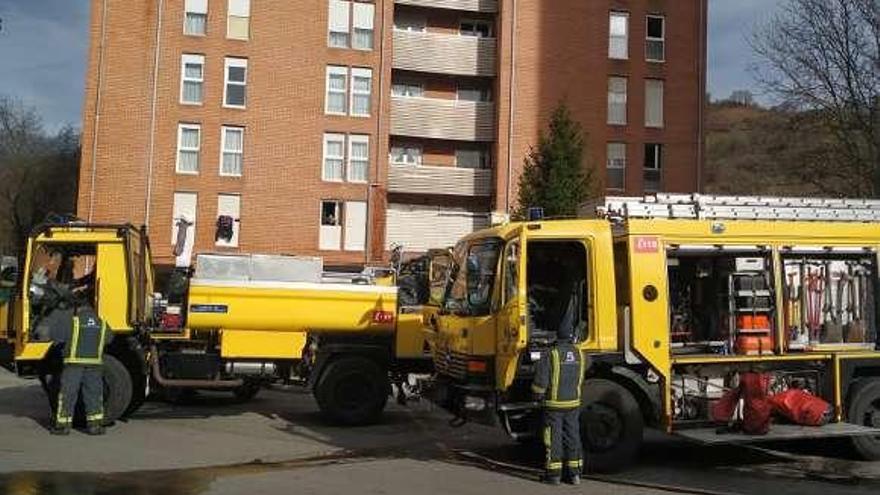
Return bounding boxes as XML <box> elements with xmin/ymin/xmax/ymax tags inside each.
<box><xmin>526</xmin><ymin>241</ymin><xmax>589</xmax><ymax>344</ymax></box>
<box><xmin>666</xmin><ymin>246</ymin><xmax>774</xmax><ymax>356</ymax></box>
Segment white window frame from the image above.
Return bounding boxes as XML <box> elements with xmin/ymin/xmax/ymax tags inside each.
<box><xmin>216</xmin><ymin>194</ymin><xmax>241</xmax><ymax>248</ymax></box>
<box><xmin>347</xmin><ymin>134</ymin><xmax>369</xmax><ymax>183</ymax></box>
<box><xmin>219</xmin><ymin>126</ymin><xmax>245</xmax><ymax>177</ymax></box>
<box><xmin>351</xmin><ymin>2</ymin><xmax>375</xmax><ymax>51</ymax></box>
<box><xmin>607</xmin><ymin>76</ymin><xmax>628</xmax><ymax>126</ymax></box>
<box><xmin>176</xmin><ymin>123</ymin><xmax>201</xmax><ymax>175</ymax></box>
<box><xmin>645</xmin><ymin>79</ymin><xmax>665</xmax><ymax>128</ymax></box>
<box><xmin>322</xmin><ymin>133</ymin><xmax>346</xmax><ymax>182</ymax></box>
<box><xmin>350</xmin><ymin>67</ymin><xmax>372</xmax><ymax>117</ymax></box>
<box><xmin>328</xmin><ymin>0</ymin><xmax>351</xmax><ymax>48</ymax></box>
<box><xmin>606</xmin><ymin>142</ymin><xmax>626</xmax><ymax>191</ymax></box>
<box><xmin>609</xmin><ymin>11</ymin><xmax>629</xmax><ymax>60</ymax></box>
<box><xmin>227</xmin><ymin>0</ymin><xmax>251</xmax><ymax>40</ymax></box>
<box><xmin>223</xmin><ymin>57</ymin><xmax>248</xmax><ymax>109</ymax></box>
<box><xmin>180</xmin><ymin>54</ymin><xmax>205</xmax><ymax>105</ymax></box>
<box><xmin>325</xmin><ymin>66</ymin><xmax>349</xmax><ymax>115</ymax></box>
<box><xmin>184</xmin><ymin>0</ymin><xmax>208</xmax><ymax>36</ymax></box>
<box><xmin>343</xmin><ymin>201</ymin><xmax>367</xmax><ymax>251</ymax></box>
<box><xmin>459</xmin><ymin>19</ymin><xmax>492</xmax><ymax>38</ymax></box>
<box><xmin>390</xmin><ymin>145</ymin><xmax>423</xmax><ymax>165</ymax></box>
<box><xmin>391</xmin><ymin>81</ymin><xmax>424</xmax><ymax>98</ymax></box>
<box><xmin>319</xmin><ymin>200</ymin><xmax>343</xmax><ymax>251</ymax></box>
<box><xmin>646</xmin><ymin>15</ymin><xmax>665</xmax><ymax>63</ymax></box>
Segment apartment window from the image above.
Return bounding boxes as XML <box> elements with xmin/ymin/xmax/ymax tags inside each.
<box><xmin>220</xmin><ymin>126</ymin><xmax>244</xmax><ymax>176</ymax></box>
<box><xmin>457</xmin><ymin>85</ymin><xmax>491</xmax><ymax>102</ymax></box>
<box><xmin>351</xmin><ymin>68</ymin><xmax>372</xmax><ymax>117</ymax></box>
<box><xmin>606</xmin><ymin>143</ymin><xmax>626</xmax><ymax>190</ymax></box>
<box><xmin>607</xmin><ymin>77</ymin><xmax>627</xmax><ymax>125</ymax></box>
<box><xmin>172</xmin><ymin>192</ymin><xmax>197</xmax><ymax>250</ymax></box>
<box><xmin>326</xmin><ymin>66</ymin><xmax>348</xmax><ymax>114</ymax></box>
<box><xmin>644</xmin><ymin>144</ymin><xmax>663</xmax><ymax>192</ymax></box>
<box><xmin>348</xmin><ymin>135</ymin><xmax>369</xmax><ymax>183</ymax></box>
<box><xmin>323</xmin><ymin>133</ymin><xmax>345</xmax><ymax>181</ymax></box>
<box><xmin>320</xmin><ymin>200</ymin><xmax>343</xmax><ymax>250</ymax></box>
<box><xmin>224</xmin><ymin>58</ymin><xmax>248</xmax><ymax>108</ymax></box>
<box><xmin>328</xmin><ymin>0</ymin><xmax>351</xmax><ymax>47</ymax></box>
<box><xmin>227</xmin><ymin>0</ymin><xmax>250</xmax><ymax>40</ymax></box>
<box><xmin>609</xmin><ymin>12</ymin><xmax>629</xmax><ymax>59</ymax></box>
<box><xmin>216</xmin><ymin>194</ymin><xmax>241</xmax><ymax>247</ymax></box>
<box><xmin>184</xmin><ymin>0</ymin><xmax>207</xmax><ymax>35</ymax></box>
<box><xmin>394</xmin><ymin>12</ymin><xmax>426</xmax><ymax>32</ymax></box>
<box><xmin>460</xmin><ymin>19</ymin><xmax>492</xmax><ymax>38</ymax></box>
<box><xmin>180</xmin><ymin>54</ymin><xmax>204</xmax><ymax>105</ymax></box>
<box><xmin>390</xmin><ymin>145</ymin><xmax>422</xmax><ymax>165</ymax></box>
<box><xmin>456</xmin><ymin>148</ymin><xmax>490</xmax><ymax>169</ymax></box>
<box><xmin>392</xmin><ymin>82</ymin><xmax>423</xmax><ymax>98</ymax></box>
<box><xmin>646</xmin><ymin>15</ymin><xmax>665</xmax><ymax>62</ymax></box>
<box><xmin>352</xmin><ymin>2</ymin><xmax>375</xmax><ymax>50</ymax></box>
<box><xmin>176</xmin><ymin>124</ymin><xmax>201</xmax><ymax>174</ymax></box>
<box><xmin>645</xmin><ymin>79</ymin><xmax>664</xmax><ymax>128</ymax></box>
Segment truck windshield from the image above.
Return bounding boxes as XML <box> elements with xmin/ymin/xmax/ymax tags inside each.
<box><xmin>445</xmin><ymin>239</ymin><xmax>502</xmax><ymax>316</ymax></box>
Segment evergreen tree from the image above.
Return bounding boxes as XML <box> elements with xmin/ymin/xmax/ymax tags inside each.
<box><xmin>514</xmin><ymin>103</ymin><xmax>594</xmax><ymax>219</ymax></box>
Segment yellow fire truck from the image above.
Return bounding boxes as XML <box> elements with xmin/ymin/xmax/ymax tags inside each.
<box><xmin>423</xmin><ymin>194</ymin><xmax>880</xmax><ymax>471</ymax></box>
<box><xmin>0</xmin><ymin>223</ymin><xmax>431</xmax><ymax>424</ymax></box>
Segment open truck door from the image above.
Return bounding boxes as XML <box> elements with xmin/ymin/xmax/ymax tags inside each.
<box><xmin>495</xmin><ymin>228</ymin><xmax>527</xmax><ymax>389</ymax></box>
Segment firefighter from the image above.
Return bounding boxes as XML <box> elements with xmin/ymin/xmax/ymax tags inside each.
<box><xmin>51</xmin><ymin>297</ymin><xmax>113</xmax><ymax>435</ymax></box>
<box><xmin>531</xmin><ymin>301</ymin><xmax>587</xmax><ymax>485</ymax></box>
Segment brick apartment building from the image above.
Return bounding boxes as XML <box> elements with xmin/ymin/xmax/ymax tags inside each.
<box><xmin>77</xmin><ymin>0</ymin><xmax>707</xmax><ymax>267</ymax></box>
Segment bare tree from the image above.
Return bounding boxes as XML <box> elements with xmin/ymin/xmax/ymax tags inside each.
<box><xmin>750</xmin><ymin>0</ymin><xmax>879</xmax><ymax>196</ymax></box>
<box><xmin>0</xmin><ymin>97</ymin><xmax>80</xmax><ymax>254</ymax></box>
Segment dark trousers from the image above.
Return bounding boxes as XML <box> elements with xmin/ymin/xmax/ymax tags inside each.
<box><xmin>56</xmin><ymin>365</ymin><xmax>104</xmax><ymax>427</ymax></box>
<box><xmin>543</xmin><ymin>408</ymin><xmax>582</xmax><ymax>476</ymax></box>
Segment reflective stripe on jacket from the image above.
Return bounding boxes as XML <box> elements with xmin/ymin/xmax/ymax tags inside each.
<box><xmin>531</xmin><ymin>343</ymin><xmax>586</xmax><ymax>410</ymax></box>
<box><xmin>62</xmin><ymin>308</ymin><xmax>112</xmax><ymax>365</ymax></box>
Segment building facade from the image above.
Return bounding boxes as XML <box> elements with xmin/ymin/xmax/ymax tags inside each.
<box><xmin>78</xmin><ymin>0</ymin><xmax>707</xmax><ymax>266</ymax></box>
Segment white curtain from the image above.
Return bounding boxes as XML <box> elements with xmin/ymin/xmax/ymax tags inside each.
<box><xmin>349</xmin><ymin>140</ymin><xmax>368</xmax><ymax>181</ymax></box>
<box><xmin>222</xmin><ymin>128</ymin><xmax>244</xmax><ymax>175</ymax></box>
<box><xmin>178</xmin><ymin>128</ymin><xmax>199</xmax><ymax>172</ymax></box>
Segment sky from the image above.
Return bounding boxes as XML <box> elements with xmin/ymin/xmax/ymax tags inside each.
<box><xmin>0</xmin><ymin>0</ymin><xmax>785</xmax><ymax>131</ymax></box>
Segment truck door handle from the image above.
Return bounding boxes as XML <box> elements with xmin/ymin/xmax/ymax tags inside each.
<box><xmin>461</xmin><ymin>328</ymin><xmax>469</xmax><ymax>338</ymax></box>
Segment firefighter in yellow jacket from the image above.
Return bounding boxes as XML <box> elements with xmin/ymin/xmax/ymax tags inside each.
<box><xmin>531</xmin><ymin>326</ymin><xmax>587</xmax><ymax>485</ymax></box>
<box><xmin>51</xmin><ymin>301</ymin><xmax>113</xmax><ymax>435</ymax></box>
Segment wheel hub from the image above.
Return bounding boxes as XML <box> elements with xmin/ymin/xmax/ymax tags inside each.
<box><xmin>582</xmin><ymin>403</ymin><xmax>623</xmax><ymax>451</ymax></box>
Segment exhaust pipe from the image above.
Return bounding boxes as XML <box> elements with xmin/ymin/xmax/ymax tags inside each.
<box><xmin>225</xmin><ymin>361</ymin><xmax>276</xmax><ymax>376</ymax></box>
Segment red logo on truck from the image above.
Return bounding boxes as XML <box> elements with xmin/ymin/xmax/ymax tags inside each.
<box><xmin>634</xmin><ymin>236</ymin><xmax>660</xmax><ymax>253</ymax></box>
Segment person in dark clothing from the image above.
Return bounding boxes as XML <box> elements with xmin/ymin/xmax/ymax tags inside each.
<box><xmin>51</xmin><ymin>301</ymin><xmax>113</xmax><ymax>436</ymax></box>
<box><xmin>531</xmin><ymin>299</ymin><xmax>587</xmax><ymax>485</ymax></box>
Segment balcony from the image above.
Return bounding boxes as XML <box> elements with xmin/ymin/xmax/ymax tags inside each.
<box><xmin>394</xmin><ymin>0</ymin><xmax>498</xmax><ymax>13</ymax></box>
<box><xmin>391</xmin><ymin>96</ymin><xmax>495</xmax><ymax>142</ymax></box>
<box><xmin>393</xmin><ymin>30</ymin><xmax>496</xmax><ymax>77</ymax></box>
<box><xmin>388</xmin><ymin>163</ymin><xmax>492</xmax><ymax>197</ymax></box>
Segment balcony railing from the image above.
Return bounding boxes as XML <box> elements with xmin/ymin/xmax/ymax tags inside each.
<box><xmin>393</xmin><ymin>30</ymin><xmax>496</xmax><ymax>77</ymax></box>
<box><xmin>391</xmin><ymin>96</ymin><xmax>495</xmax><ymax>142</ymax></box>
<box><xmin>394</xmin><ymin>0</ymin><xmax>498</xmax><ymax>13</ymax></box>
<box><xmin>388</xmin><ymin>163</ymin><xmax>492</xmax><ymax>197</ymax></box>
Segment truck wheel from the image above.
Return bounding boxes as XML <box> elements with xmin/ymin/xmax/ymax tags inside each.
<box><xmin>314</xmin><ymin>356</ymin><xmax>389</xmax><ymax>426</ymax></box>
<box><xmin>580</xmin><ymin>378</ymin><xmax>644</xmax><ymax>472</ymax></box>
<box><xmin>848</xmin><ymin>378</ymin><xmax>880</xmax><ymax>460</ymax></box>
<box><xmin>103</xmin><ymin>354</ymin><xmax>133</xmax><ymax>422</ymax></box>
<box><xmin>233</xmin><ymin>379</ymin><xmax>261</xmax><ymax>402</ymax></box>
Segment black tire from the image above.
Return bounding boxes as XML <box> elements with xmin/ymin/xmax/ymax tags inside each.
<box><xmin>847</xmin><ymin>378</ymin><xmax>880</xmax><ymax>460</ymax></box>
<box><xmin>233</xmin><ymin>379</ymin><xmax>261</xmax><ymax>402</ymax></box>
<box><xmin>314</xmin><ymin>355</ymin><xmax>389</xmax><ymax>426</ymax></box>
<box><xmin>102</xmin><ymin>354</ymin><xmax>133</xmax><ymax>422</ymax></box>
<box><xmin>580</xmin><ymin>378</ymin><xmax>644</xmax><ymax>472</ymax></box>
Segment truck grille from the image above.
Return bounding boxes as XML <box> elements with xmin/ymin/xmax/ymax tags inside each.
<box><xmin>434</xmin><ymin>349</ymin><xmax>469</xmax><ymax>380</ymax></box>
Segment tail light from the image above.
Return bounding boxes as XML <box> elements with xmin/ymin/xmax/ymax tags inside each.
<box><xmin>372</xmin><ymin>310</ymin><xmax>395</xmax><ymax>324</ymax></box>
<box><xmin>467</xmin><ymin>360</ymin><xmax>488</xmax><ymax>374</ymax></box>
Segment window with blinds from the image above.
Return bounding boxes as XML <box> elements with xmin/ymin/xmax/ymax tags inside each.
<box><xmin>350</xmin><ymin>68</ymin><xmax>372</xmax><ymax>117</ymax></box>
<box><xmin>224</xmin><ymin>58</ymin><xmax>248</xmax><ymax>108</ymax></box>
<box><xmin>348</xmin><ymin>135</ymin><xmax>369</xmax><ymax>182</ymax></box>
<box><xmin>176</xmin><ymin>124</ymin><xmax>201</xmax><ymax>174</ymax></box>
<box><xmin>180</xmin><ymin>54</ymin><xmax>204</xmax><ymax>104</ymax></box>
<box><xmin>323</xmin><ymin>133</ymin><xmax>345</xmax><ymax>181</ymax></box>
<box><xmin>352</xmin><ymin>2</ymin><xmax>374</xmax><ymax>50</ymax></box>
<box><xmin>221</xmin><ymin>127</ymin><xmax>244</xmax><ymax>176</ymax></box>
<box><xmin>326</xmin><ymin>66</ymin><xmax>348</xmax><ymax>114</ymax></box>
<box><xmin>607</xmin><ymin>77</ymin><xmax>627</xmax><ymax>125</ymax></box>
<box><xmin>184</xmin><ymin>0</ymin><xmax>207</xmax><ymax>35</ymax></box>
<box><xmin>646</xmin><ymin>15</ymin><xmax>665</xmax><ymax>62</ymax></box>
<box><xmin>606</xmin><ymin>142</ymin><xmax>626</xmax><ymax>190</ymax></box>
<box><xmin>227</xmin><ymin>0</ymin><xmax>250</xmax><ymax>40</ymax></box>
<box><xmin>328</xmin><ymin>0</ymin><xmax>351</xmax><ymax>47</ymax></box>
<box><xmin>609</xmin><ymin>12</ymin><xmax>628</xmax><ymax>59</ymax></box>
<box><xmin>645</xmin><ymin>79</ymin><xmax>664</xmax><ymax>128</ymax></box>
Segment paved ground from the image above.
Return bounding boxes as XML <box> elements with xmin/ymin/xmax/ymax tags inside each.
<box><xmin>1</xmin><ymin>369</ymin><xmax>880</xmax><ymax>495</ymax></box>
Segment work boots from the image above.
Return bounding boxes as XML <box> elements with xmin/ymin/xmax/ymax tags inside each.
<box><xmin>49</xmin><ymin>424</ymin><xmax>71</xmax><ymax>436</ymax></box>
<box><xmin>86</xmin><ymin>421</ymin><xmax>106</xmax><ymax>436</ymax></box>
<box><xmin>543</xmin><ymin>473</ymin><xmax>561</xmax><ymax>485</ymax></box>
<box><xmin>566</xmin><ymin>474</ymin><xmax>581</xmax><ymax>485</ymax></box>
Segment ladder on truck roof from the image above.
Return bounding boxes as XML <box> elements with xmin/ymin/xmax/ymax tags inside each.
<box><xmin>583</xmin><ymin>193</ymin><xmax>880</xmax><ymax>222</ymax></box>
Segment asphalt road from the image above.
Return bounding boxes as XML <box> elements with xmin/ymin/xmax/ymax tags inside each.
<box><xmin>1</xmin><ymin>369</ymin><xmax>880</xmax><ymax>495</ymax></box>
